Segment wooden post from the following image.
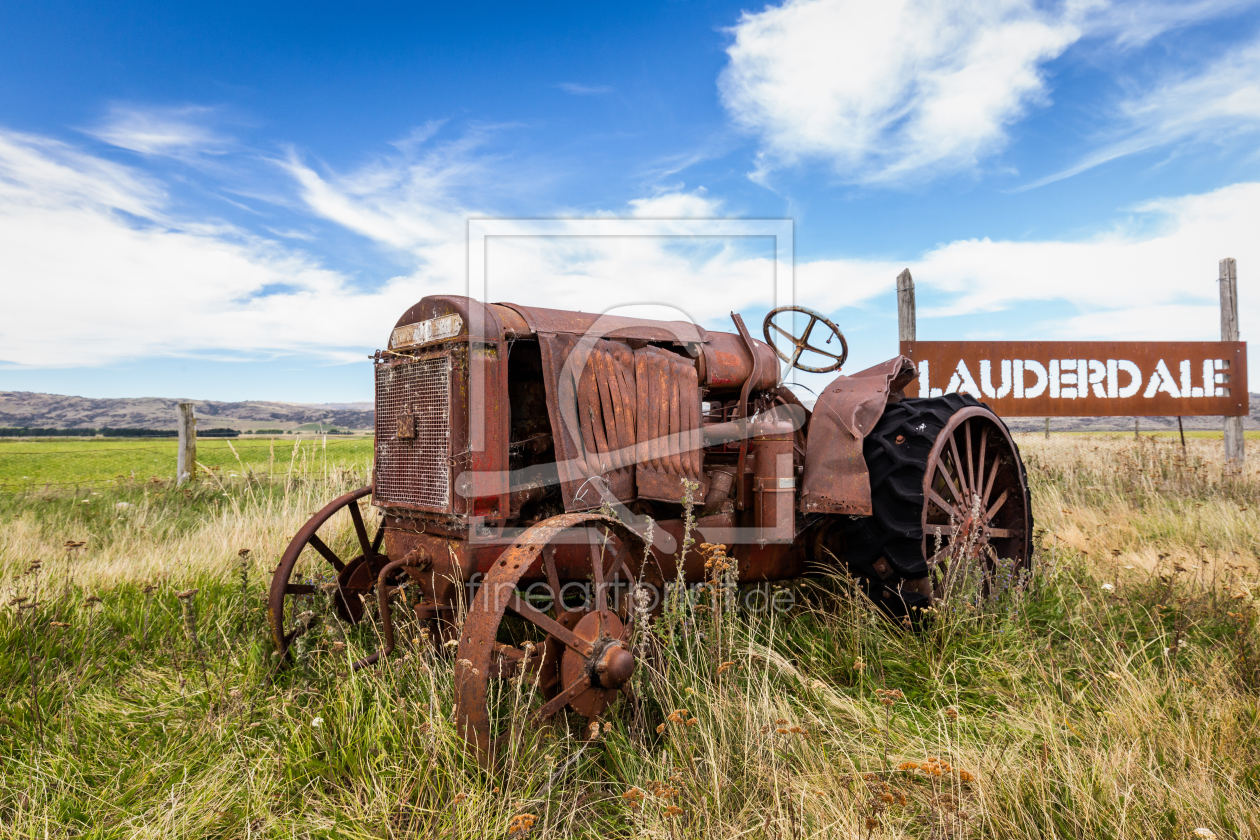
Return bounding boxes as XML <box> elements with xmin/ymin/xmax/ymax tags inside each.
<box><xmin>1178</xmin><ymin>416</ymin><xmax>1186</xmax><ymax>450</ymax></box>
<box><xmin>1044</xmin><ymin>417</ymin><xmax>1050</xmax><ymax>439</ymax></box>
<box><xmin>1135</xmin><ymin>417</ymin><xmax>1139</xmax><ymax>439</ymax></box>
<box><xmin>1221</xmin><ymin>258</ymin><xmax>1245</xmax><ymax>469</ymax></box>
<box><xmin>177</xmin><ymin>403</ymin><xmax>197</xmax><ymax>485</ymax></box>
<box><xmin>896</xmin><ymin>268</ymin><xmax>916</xmax><ymax>343</ymax></box>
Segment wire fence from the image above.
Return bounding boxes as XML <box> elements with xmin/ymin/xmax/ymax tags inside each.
<box><xmin>0</xmin><ymin>435</ymin><xmax>376</xmax><ymax>492</ymax></box>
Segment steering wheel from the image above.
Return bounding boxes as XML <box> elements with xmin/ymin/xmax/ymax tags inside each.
<box><xmin>763</xmin><ymin>305</ymin><xmax>848</xmax><ymax>374</ymax></box>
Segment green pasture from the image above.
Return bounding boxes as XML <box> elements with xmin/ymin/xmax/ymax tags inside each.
<box><xmin>0</xmin><ymin>436</ymin><xmax>374</xmax><ymax>490</ymax></box>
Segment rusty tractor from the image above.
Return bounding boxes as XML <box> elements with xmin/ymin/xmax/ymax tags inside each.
<box><xmin>269</xmin><ymin>296</ymin><xmax>1032</xmax><ymax>763</ymax></box>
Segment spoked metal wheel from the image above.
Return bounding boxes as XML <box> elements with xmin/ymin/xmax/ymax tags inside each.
<box><xmin>454</xmin><ymin>512</ymin><xmax>647</xmax><ymax>768</ymax></box>
<box><xmin>268</xmin><ymin>486</ymin><xmax>389</xmax><ymax>661</ymax></box>
<box><xmin>922</xmin><ymin>406</ymin><xmax>1032</xmax><ymax>601</ymax></box>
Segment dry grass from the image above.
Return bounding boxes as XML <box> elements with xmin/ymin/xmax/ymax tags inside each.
<box><xmin>1</xmin><ymin>434</ymin><xmax>1259</xmax><ymax>838</ymax></box>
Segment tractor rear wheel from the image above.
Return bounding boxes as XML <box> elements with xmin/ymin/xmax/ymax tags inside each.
<box><xmin>841</xmin><ymin>394</ymin><xmax>1033</xmax><ymax>616</ymax></box>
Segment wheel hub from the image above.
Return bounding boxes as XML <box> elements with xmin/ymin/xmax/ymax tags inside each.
<box><xmin>560</xmin><ymin>611</ymin><xmax>632</xmax><ymax>717</ymax></box>
<box><xmin>590</xmin><ymin>638</ymin><xmax>635</xmax><ymax>689</ymax></box>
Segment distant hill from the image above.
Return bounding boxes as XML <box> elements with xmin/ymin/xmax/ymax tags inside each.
<box><xmin>0</xmin><ymin>392</ymin><xmax>374</xmax><ymax>432</ymax></box>
<box><xmin>6</xmin><ymin>389</ymin><xmax>1258</xmax><ymax>436</ymax></box>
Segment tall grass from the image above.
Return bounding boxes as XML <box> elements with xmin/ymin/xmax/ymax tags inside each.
<box><xmin>2</xmin><ymin>435</ymin><xmax>1259</xmax><ymax>838</ymax></box>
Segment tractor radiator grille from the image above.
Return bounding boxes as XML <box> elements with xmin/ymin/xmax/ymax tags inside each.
<box><xmin>374</xmin><ymin>355</ymin><xmax>451</xmax><ymax>510</ymax></box>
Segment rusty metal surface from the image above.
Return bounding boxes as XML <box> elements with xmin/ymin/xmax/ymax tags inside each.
<box><xmin>389</xmin><ymin>294</ymin><xmax>504</xmax><ymax>340</ymax></box>
<box><xmin>730</xmin><ymin>312</ymin><xmax>760</xmax><ymax>513</ymax></box>
<box><xmin>698</xmin><ymin>331</ymin><xmax>780</xmax><ymax>392</ymax></box>
<box><xmin>634</xmin><ymin>345</ymin><xmax>704</xmax><ymax>502</ymax></box>
<box><xmin>800</xmin><ymin>356</ymin><xmax>918</xmax><ymax>516</ymax></box>
<box><xmin>537</xmin><ymin>333</ymin><xmax>635</xmax><ymax>509</ymax></box>
<box><xmin>751</xmin><ymin>414</ymin><xmax>795</xmax><ymax>541</ymax></box>
<box><xmin>920</xmin><ymin>406</ymin><xmax>1032</xmax><ymax>599</ymax></box>
<box><xmin>375</xmin><ymin>296</ymin><xmax>510</xmax><ymax>523</ymax></box>
<box><xmin>454</xmin><ymin>513</ymin><xmax>647</xmax><ymax>767</ymax></box>
<box><xmin>560</xmin><ymin>611</ymin><xmax>629</xmax><ymax>718</ymax></box>
<box><xmin>536</xmin><ymin>333</ymin><xmax>705</xmax><ymax>511</ymax></box>
<box><xmin>496</xmin><ymin>302</ymin><xmax>707</xmax><ymax>344</ymax></box>
<box><xmin>374</xmin><ymin>350</ymin><xmax>453</xmax><ymax>511</ymax></box>
<box><xmin>901</xmin><ymin>341</ymin><xmax>1248</xmax><ymax>417</ymax></box>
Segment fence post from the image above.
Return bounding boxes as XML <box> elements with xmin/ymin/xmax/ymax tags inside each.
<box><xmin>1221</xmin><ymin>258</ymin><xmax>1245</xmax><ymax>469</ymax></box>
<box><xmin>897</xmin><ymin>268</ymin><xmax>916</xmax><ymax>344</ymax></box>
<box><xmin>177</xmin><ymin>403</ymin><xmax>197</xmax><ymax>485</ymax></box>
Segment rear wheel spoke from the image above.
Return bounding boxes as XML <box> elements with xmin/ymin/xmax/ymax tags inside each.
<box><xmin>985</xmin><ymin>489</ymin><xmax>1010</xmax><ymax>522</ymax></box>
<box><xmin>927</xmin><ymin>488</ymin><xmax>962</xmax><ymax>521</ymax></box>
<box><xmin>982</xmin><ymin>455</ymin><xmax>1000</xmax><ymax>510</ymax></box>
<box><xmin>934</xmin><ymin>461</ymin><xmax>966</xmax><ymax>512</ymax></box>
<box><xmin>964</xmin><ymin>421</ymin><xmax>976</xmax><ymax>501</ymax></box>
<box><xmin>948</xmin><ymin>434</ymin><xmax>971</xmax><ymax>503</ymax></box>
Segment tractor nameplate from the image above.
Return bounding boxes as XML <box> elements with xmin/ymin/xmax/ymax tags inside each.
<box><xmin>390</xmin><ymin>314</ymin><xmax>463</xmax><ymax>350</ymax></box>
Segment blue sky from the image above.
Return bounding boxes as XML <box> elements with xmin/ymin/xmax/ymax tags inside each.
<box><xmin>3</xmin><ymin>0</ymin><xmax>1260</xmax><ymax>402</ymax></box>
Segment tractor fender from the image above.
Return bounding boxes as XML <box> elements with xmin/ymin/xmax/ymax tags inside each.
<box><xmin>799</xmin><ymin>356</ymin><xmax>918</xmax><ymax>516</ymax></box>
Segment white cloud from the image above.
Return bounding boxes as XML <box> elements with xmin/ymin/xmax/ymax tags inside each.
<box><xmin>6</xmin><ymin>122</ymin><xmax>1259</xmax><ymax>388</ymax></box>
<box><xmin>719</xmin><ymin>0</ymin><xmax>1081</xmax><ymax>184</ymax></box>
<box><xmin>0</xmin><ymin>130</ymin><xmax>431</xmax><ymax>368</ymax></box>
<box><xmin>908</xmin><ymin>181</ymin><xmax>1260</xmax><ymax>343</ymax></box>
<box><xmin>88</xmin><ymin>104</ymin><xmax>231</xmax><ymax>158</ymax></box>
<box><xmin>627</xmin><ymin>189</ymin><xmax>722</xmax><ymax>218</ymax></box>
<box><xmin>1021</xmin><ymin>37</ymin><xmax>1260</xmax><ymax>189</ymax></box>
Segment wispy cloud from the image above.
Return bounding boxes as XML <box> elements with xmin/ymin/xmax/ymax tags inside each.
<box><xmin>1080</xmin><ymin>0</ymin><xmax>1259</xmax><ymax>48</ymax></box>
<box><xmin>86</xmin><ymin>104</ymin><xmax>232</xmax><ymax>158</ymax></box>
<box><xmin>1019</xmin><ymin>36</ymin><xmax>1260</xmax><ymax>190</ymax></box>
<box><xmin>0</xmin><ymin>129</ymin><xmax>422</xmax><ymax>368</ymax></box>
<box><xmin>555</xmin><ymin>82</ymin><xmax>614</xmax><ymax>95</ymax></box>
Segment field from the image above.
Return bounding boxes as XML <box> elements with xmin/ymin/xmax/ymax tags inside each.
<box><xmin>2</xmin><ymin>434</ymin><xmax>1260</xmax><ymax>838</ymax></box>
<box><xmin>0</xmin><ymin>436</ymin><xmax>374</xmax><ymax>490</ymax></box>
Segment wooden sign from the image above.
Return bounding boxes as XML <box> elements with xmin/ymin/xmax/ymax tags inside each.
<box><xmin>898</xmin><ymin>341</ymin><xmax>1248</xmax><ymax>417</ymax></box>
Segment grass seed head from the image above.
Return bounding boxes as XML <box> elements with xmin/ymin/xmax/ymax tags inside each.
<box><xmin>508</xmin><ymin>813</ymin><xmax>537</xmax><ymax>835</ymax></box>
